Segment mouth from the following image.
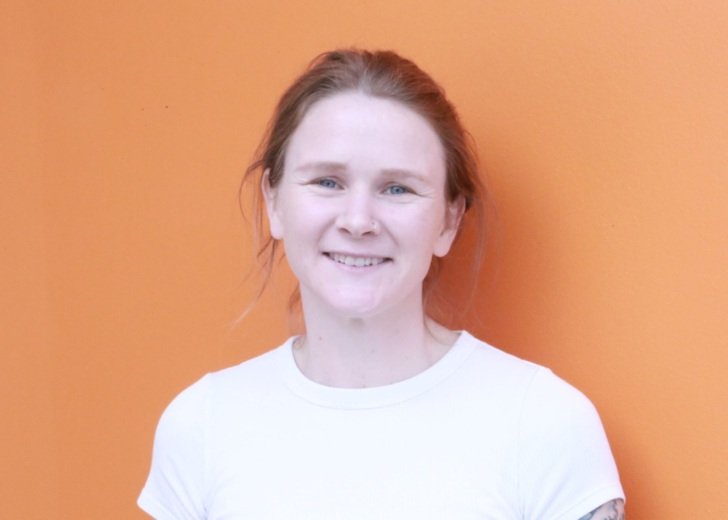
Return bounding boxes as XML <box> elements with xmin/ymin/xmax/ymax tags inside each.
<box><xmin>325</xmin><ymin>252</ymin><xmax>391</xmax><ymax>267</ymax></box>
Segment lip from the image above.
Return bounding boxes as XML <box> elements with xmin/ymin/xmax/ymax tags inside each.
<box><xmin>323</xmin><ymin>252</ymin><xmax>392</xmax><ymax>268</ymax></box>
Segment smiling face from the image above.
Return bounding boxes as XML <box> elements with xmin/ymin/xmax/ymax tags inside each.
<box><xmin>263</xmin><ymin>92</ymin><xmax>463</xmax><ymax>320</ymax></box>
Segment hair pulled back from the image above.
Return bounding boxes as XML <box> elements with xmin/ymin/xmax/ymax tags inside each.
<box><xmin>242</xmin><ymin>48</ymin><xmax>487</xmax><ymax>319</ymax></box>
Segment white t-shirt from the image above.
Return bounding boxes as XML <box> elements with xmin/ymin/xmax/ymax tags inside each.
<box><xmin>138</xmin><ymin>331</ymin><xmax>623</xmax><ymax>519</ymax></box>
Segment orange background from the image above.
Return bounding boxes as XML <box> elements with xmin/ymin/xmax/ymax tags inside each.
<box><xmin>3</xmin><ymin>1</ymin><xmax>727</xmax><ymax>518</ymax></box>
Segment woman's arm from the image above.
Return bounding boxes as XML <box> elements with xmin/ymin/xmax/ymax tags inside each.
<box><xmin>578</xmin><ymin>499</ymin><xmax>625</xmax><ymax>520</ymax></box>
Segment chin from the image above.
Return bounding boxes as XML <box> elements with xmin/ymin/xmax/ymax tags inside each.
<box><xmin>303</xmin><ymin>284</ymin><xmax>420</xmax><ymax>320</ymax></box>
<box><xmin>328</xmin><ymin>300</ymin><xmax>384</xmax><ymax>319</ymax></box>
<box><xmin>319</xmin><ymin>291</ymin><xmax>390</xmax><ymax>319</ymax></box>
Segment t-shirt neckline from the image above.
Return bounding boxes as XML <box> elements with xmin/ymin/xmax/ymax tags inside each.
<box><xmin>278</xmin><ymin>330</ymin><xmax>477</xmax><ymax>409</ymax></box>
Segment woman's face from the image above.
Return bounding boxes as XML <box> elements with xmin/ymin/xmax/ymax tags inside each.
<box><xmin>264</xmin><ymin>92</ymin><xmax>463</xmax><ymax>319</ymax></box>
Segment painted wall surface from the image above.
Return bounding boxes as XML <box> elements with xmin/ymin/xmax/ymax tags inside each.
<box><xmin>3</xmin><ymin>1</ymin><xmax>727</xmax><ymax>518</ymax></box>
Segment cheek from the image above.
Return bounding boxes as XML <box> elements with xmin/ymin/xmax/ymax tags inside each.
<box><xmin>423</xmin><ymin>213</ymin><xmax>453</xmax><ymax>256</ymax></box>
<box><xmin>395</xmin><ymin>214</ymin><xmax>446</xmax><ymax>260</ymax></box>
<box><xmin>411</xmin><ymin>208</ymin><xmax>448</xmax><ymax>239</ymax></box>
<box><xmin>278</xmin><ymin>199</ymin><xmax>330</xmax><ymax>243</ymax></box>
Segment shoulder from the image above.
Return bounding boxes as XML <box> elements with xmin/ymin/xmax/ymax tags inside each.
<box><xmin>523</xmin><ymin>365</ymin><xmax>598</xmax><ymax>423</ymax></box>
<box><xmin>140</xmin><ymin>339</ymin><xmax>293</xmax><ymax>515</ymax></box>
<box><xmin>206</xmin><ymin>341</ymin><xmax>287</xmax><ymax>392</ymax></box>
<box><xmin>458</xmin><ymin>331</ymin><xmax>595</xmax><ymax>411</ymax></box>
<box><xmin>156</xmin><ymin>339</ymin><xmax>291</xmax><ymax>431</ymax></box>
<box><xmin>466</xmin><ymin>336</ymin><xmax>627</xmax><ymax>519</ymax></box>
<box><xmin>454</xmin><ymin>332</ymin><xmax>565</xmax><ymax>408</ymax></box>
<box><xmin>466</xmin><ymin>334</ymin><xmax>609</xmax><ymax>460</ymax></box>
<box><xmin>459</xmin><ymin>332</ymin><xmax>624</xmax><ymax>518</ymax></box>
<box><xmin>456</xmin><ymin>331</ymin><xmax>542</xmax><ymax>379</ymax></box>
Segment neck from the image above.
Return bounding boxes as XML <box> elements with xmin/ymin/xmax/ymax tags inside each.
<box><xmin>294</xmin><ymin>294</ymin><xmax>457</xmax><ymax>388</ymax></box>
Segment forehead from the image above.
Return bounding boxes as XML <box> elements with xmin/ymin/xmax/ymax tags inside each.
<box><xmin>285</xmin><ymin>92</ymin><xmax>445</xmax><ymax>177</ymax></box>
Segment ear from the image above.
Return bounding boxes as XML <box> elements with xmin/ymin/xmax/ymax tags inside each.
<box><xmin>261</xmin><ymin>169</ymin><xmax>284</xmax><ymax>240</ymax></box>
<box><xmin>433</xmin><ymin>196</ymin><xmax>465</xmax><ymax>257</ymax></box>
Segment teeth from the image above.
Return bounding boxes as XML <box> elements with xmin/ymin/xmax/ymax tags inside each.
<box><xmin>330</xmin><ymin>253</ymin><xmax>386</xmax><ymax>267</ymax></box>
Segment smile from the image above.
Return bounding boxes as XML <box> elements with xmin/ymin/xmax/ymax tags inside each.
<box><xmin>326</xmin><ymin>253</ymin><xmax>390</xmax><ymax>267</ymax></box>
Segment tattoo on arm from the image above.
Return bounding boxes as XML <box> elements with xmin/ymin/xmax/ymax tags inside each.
<box><xmin>577</xmin><ymin>499</ymin><xmax>625</xmax><ymax>520</ymax></box>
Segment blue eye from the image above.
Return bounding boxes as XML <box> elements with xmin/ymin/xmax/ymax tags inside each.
<box><xmin>317</xmin><ymin>178</ymin><xmax>339</xmax><ymax>189</ymax></box>
<box><xmin>385</xmin><ymin>184</ymin><xmax>410</xmax><ymax>195</ymax></box>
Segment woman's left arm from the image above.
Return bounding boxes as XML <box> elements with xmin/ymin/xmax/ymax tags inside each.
<box><xmin>578</xmin><ymin>499</ymin><xmax>625</xmax><ymax>520</ymax></box>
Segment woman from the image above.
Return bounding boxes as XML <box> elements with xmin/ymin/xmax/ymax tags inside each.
<box><xmin>139</xmin><ymin>49</ymin><xmax>624</xmax><ymax>519</ymax></box>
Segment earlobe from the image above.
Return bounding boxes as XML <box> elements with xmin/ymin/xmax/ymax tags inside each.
<box><xmin>433</xmin><ymin>196</ymin><xmax>465</xmax><ymax>257</ymax></box>
<box><xmin>261</xmin><ymin>169</ymin><xmax>284</xmax><ymax>240</ymax></box>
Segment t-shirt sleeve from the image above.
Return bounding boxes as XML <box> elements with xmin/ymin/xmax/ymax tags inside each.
<box><xmin>138</xmin><ymin>375</ymin><xmax>210</xmax><ymax>520</ymax></box>
<box><xmin>517</xmin><ymin>368</ymin><xmax>624</xmax><ymax>520</ymax></box>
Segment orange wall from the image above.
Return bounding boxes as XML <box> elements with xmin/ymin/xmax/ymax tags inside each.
<box><xmin>3</xmin><ymin>1</ymin><xmax>727</xmax><ymax>518</ymax></box>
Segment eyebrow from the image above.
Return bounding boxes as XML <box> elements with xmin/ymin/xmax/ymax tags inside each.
<box><xmin>294</xmin><ymin>161</ymin><xmax>428</xmax><ymax>182</ymax></box>
<box><xmin>381</xmin><ymin>168</ymin><xmax>428</xmax><ymax>183</ymax></box>
<box><xmin>294</xmin><ymin>161</ymin><xmax>347</xmax><ymax>174</ymax></box>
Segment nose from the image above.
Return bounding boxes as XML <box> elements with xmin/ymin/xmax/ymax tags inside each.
<box><xmin>335</xmin><ymin>192</ymin><xmax>380</xmax><ymax>237</ymax></box>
